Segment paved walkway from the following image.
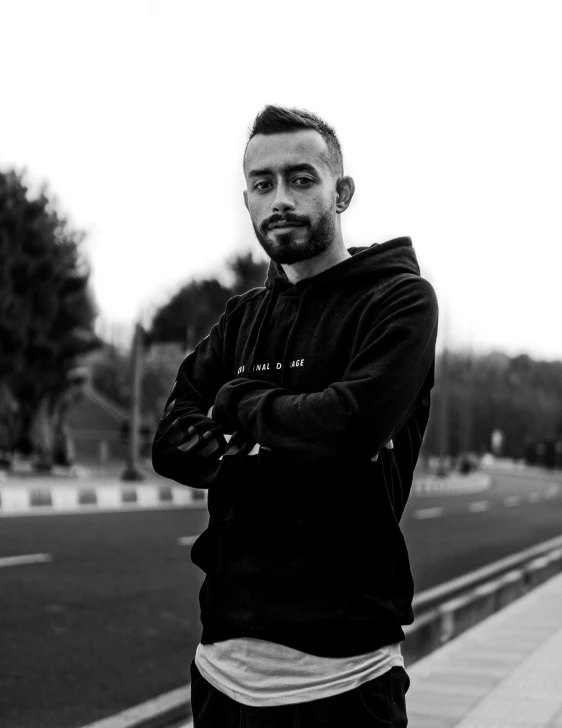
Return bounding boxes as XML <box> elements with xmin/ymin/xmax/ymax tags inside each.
<box><xmin>406</xmin><ymin>570</ymin><xmax>562</xmax><ymax>727</ymax></box>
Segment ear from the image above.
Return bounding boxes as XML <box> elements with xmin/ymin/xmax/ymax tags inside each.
<box><xmin>243</xmin><ymin>189</ymin><xmax>249</xmax><ymax>212</ymax></box>
<box><xmin>335</xmin><ymin>176</ymin><xmax>355</xmax><ymax>214</ymax></box>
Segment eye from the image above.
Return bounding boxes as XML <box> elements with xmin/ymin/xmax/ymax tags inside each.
<box><xmin>293</xmin><ymin>177</ymin><xmax>314</xmax><ymax>186</ymax></box>
<box><xmin>253</xmin><ymin>180</ymin><xmax>272</xmax><ymax>191</ymax></box>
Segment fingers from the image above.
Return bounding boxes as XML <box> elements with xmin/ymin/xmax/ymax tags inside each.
<box><xmin>176</xmin><ymin>426</ymin><xmax>201</xmax><ymax>453</ymax></box>
<box><xmin>198</xmin><ymin>430</ymin><xmax>224</xmax><ymax>457</ymax></box>
<box><xmin>178</xmin><ymin>426</ymin><xmax>223</xmax><ymax>456</ymax></box>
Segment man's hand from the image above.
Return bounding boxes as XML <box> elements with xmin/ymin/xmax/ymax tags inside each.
<box><xmin>181</xmin><ymin>426</ymin><xmax>225</xmax><ymax>457</ymax></box>
<box><xmin>371</xmin><ymin>439</ymin><xmax>394</xmax><ymax>462</ymax></box>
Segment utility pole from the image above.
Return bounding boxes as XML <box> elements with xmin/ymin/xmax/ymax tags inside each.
<box><xmin>121</xmin><ymin>322</ymin><xmax>145</xmax><ymax>482</ymax></box>
<box><xmin>437</xmin><ymin>308</ymin><xmax>450</xmax><ymax>477</ymax></box>
<box><xmin>437</xmin><ymin>345</ymin><xmax>449</xmax><ymax>476</ymax></box>
<box><xmin>462</xmin><ymin>333</ymin><xmax>474</xmax><ymax>455</ymax></box>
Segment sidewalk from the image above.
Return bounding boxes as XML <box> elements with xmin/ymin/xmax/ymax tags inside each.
<box><xmin>406</xmin><ymin>569</ymin><xmax>562</xmax><ymax>727</ymax></box>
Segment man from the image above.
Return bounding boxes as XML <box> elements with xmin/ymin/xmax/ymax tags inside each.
<box><xmin>152</xmin><ymin>105</ymin><xmax>438</xmax><ymax>727</ymax></box>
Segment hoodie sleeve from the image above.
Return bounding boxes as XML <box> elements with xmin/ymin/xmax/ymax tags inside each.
<box><xmin>151</xmin><ymin>310</ymin><xmax>229</xmax><ymax>487</ymax></box>
<box><xmin>212</xmin><ymin>277</ymin><xmax>438</xmax><ymax>461</ymax></box>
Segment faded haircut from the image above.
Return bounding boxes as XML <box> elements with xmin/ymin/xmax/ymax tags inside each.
<box><xmin>245</xmin><ymin>105</ymin><xmax>344</xmax><ymax>176</ymax></box>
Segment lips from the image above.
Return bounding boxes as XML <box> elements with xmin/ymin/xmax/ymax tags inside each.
<box><xmin>269</xmin><ymin>222</ymin><xmax>305</xmax><ymax>230</ymax></box>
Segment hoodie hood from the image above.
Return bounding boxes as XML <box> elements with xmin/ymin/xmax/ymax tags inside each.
<box><xmin>264</xmin><ymin>237</ymin><xmax>420</xmax><ymax>292</ymax></box>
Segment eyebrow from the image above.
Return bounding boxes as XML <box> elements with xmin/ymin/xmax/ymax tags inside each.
<box><xmin>248</xmin><ymin>163</ymin><xmax>319</xmax><ymax>178</ymax></box>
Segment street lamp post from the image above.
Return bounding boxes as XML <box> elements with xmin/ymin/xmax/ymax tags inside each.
<box><xmin>437</xmin><ymin>343</ymin><xmax>449</xmax><ymax>477</ymax></box>
<box><xmin>121</xmin><ymin>322</ymin><xmax>145</xmax><ymax>482</ymax></box>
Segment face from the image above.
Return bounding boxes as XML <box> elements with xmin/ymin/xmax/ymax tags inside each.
<box><xmin>243</xmin><ymin>130</ymin><xmax>339</xmax><ymax>265</ymax></box>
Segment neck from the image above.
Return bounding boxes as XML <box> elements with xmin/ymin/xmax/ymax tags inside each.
<box><xmin>281</xmin><ymin>238</ymin><xmax>351</xmax><ymax>285</ymax></box>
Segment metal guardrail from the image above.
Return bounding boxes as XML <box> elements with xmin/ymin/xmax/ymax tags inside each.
<box><xmin>412</xmin><ymin>533</ymin><xmax>562</xmax><ymax>613</ymax></box>
<box><xmin>404</xmin><ymin>535</ymin><xmax>562</xmax><ymax>665</ymax></box>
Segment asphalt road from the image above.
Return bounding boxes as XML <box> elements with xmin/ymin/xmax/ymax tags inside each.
<box><xmin>403</xmin><ymin>469</ymin><xmax>562</xmax><ymax>589</ymax></box>
<box><xmin>1</xmin><ymin>467</ymin><xmax>561</xmax><ymax>728</ymax></box>
<box><xmin>0</xmin><ymin>508</ymin><xmax>207</xmax><ymax>728</ymax></box>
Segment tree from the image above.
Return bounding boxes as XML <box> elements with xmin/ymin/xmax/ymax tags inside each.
<box><xmin>0</xmin><ymin>169</ymin><xmax>100</xmax><ymax>470</ymax></box>
<box><xmin>423</xmin><ymin>349</ymin><xmax>562</xmax><ymax>465</ymax></box>
<box><xmin>149</xmin><ymin>278</ymin><xmax>231</xmax><ymax>350</ymax></box>
<box><xmin>148</xmin><ymin>250</ymin><xmax>268</xmax><ymax>349</ymax></box>
<box><xmin>227</xmin><ymin>249</ymin><xmax>269</xmax><ymax>295</ymax></box>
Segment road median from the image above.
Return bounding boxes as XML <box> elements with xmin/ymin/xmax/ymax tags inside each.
<box><xmin>0</xmin><ymin>479</ymin><xmax>207</xmax><ymax>516</ymax></box>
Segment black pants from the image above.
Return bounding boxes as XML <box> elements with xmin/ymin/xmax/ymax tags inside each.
<box><xmin>190</xmin><ymin>659</ymin><xmax>409</xmax><ymax>727</ymax></box>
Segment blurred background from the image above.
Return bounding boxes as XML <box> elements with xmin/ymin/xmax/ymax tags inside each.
<box><xmin>1</xmin><ymin>1</ymin><xmax>561</xmax><ymax>727</ymax></box>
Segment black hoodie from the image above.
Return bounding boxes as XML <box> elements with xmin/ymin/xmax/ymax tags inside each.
<box><xmin>152</xmin><ymin>237</ymin><xmax>439</xmax><ymax>657</ymax></box>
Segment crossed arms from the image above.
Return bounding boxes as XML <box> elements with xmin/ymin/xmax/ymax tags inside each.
<box><xmin>152</xmin><ymin>278</ymin><xmax>438</xmax><ymax>486</ymax></box>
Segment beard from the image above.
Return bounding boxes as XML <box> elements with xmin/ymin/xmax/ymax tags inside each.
<box><xmin>252</xmin><ymin>204</ymin><xmax>337</xmax><ymax>265</ymax></box>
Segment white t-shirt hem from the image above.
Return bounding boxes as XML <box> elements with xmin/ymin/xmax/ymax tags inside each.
<box><xmin>194</xmin><ymin>639</ymin><xmax>405</xmax><ymax>708</ymax></box>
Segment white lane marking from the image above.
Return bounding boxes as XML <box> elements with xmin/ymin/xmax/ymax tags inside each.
<box><xmin>504</xmin><ymin>496</ymin><xmax>522</xmax><ymax>507</ymax></box>
<box><xmin>468</xmin><ymin>500</ymin><xmax>490</xmax><ymax>512</ymax></box>
<box><xmin>528</xmin><ymin>492</ymin><xmax>541</xmax><ymax>503</ymax></box>
<box><xmin>178</xmin><ymin>535</ymin><xmax>199</xmax><ymax>546</ymax></box>
<box><xmin>414</xmin><ymin>507</ymin><xmax>444</xmax><ymax>520</ymax></box>
<box><xmin>0</xmin><ymin>553</ymin><xmax>52</xmax><ymax>569</ymax></box>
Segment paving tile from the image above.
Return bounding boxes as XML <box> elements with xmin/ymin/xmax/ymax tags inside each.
<box><xmin>406</xmin><ymin>716</ymin><xmax>454</xmax><ymax>728</ymax></box>
<box><xmin>548</xmin><ymin>705</ymin><xmax>562</xmax><ymax>727</ymax></box>
<box><xmin>407</xmin><ymin>572</ymin><xmax>562</xmax><ymax>727</ymax></box>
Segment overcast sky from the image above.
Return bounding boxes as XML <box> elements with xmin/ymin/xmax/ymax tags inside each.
<box><xmin>1</xmin><ymin>0</ymin><xmax>561</xmax><ymax>359</ymax></box>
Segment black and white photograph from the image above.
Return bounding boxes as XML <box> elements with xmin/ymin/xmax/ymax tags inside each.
<box><xmin>1</xmin><ymin>2</ymin><xmax>561</xmax><ymax>726</ymax></box>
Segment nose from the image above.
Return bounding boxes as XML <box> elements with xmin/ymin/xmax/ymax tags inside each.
<box><xmin>271</xmin><ymin>181</ymin><xmax>295</xmax><ymax>213</ymax></box>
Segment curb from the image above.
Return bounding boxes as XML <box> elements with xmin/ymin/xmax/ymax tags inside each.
<box><xmin>78</xmin><ymin>685</ymin><xmax>191</xmax><ymax>728</ymax></box>
<box><xmin>0</xmin><ymin>482</ymin><xmax>207</xmax><ymax>516</ymax></box>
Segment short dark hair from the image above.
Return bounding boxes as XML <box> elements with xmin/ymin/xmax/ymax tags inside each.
<box><xmin>246</xmin><ymin>105</ymin><xmax>344</xmax><ymax>176</ymax></box>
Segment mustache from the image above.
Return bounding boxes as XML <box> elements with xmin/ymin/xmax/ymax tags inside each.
<box><xmin>260</xmin><ymin>214</ymin><xmax>309</xmax><ymax>233</ymax></box>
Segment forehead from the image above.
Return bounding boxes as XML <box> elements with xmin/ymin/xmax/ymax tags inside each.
<box><xmin>244</xmin><ymin>130</ymin><xmax>332</xmax><ymax>177</ymax></box>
